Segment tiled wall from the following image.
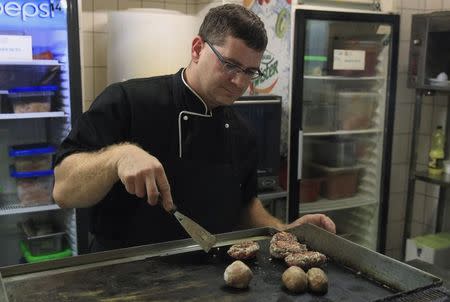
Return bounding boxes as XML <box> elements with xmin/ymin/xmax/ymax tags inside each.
<box><xmin>385</xmin><ymin>0</ymin><xmax>450</xmax><ymax>260</ymax></box>
<box><xmin>79</xmin><ymin>0</ymin><xmax>240</xmax><ymax>110</ymax></box>
<box><xmin>80</xmin><ymin>0</ymin><xmax>450</xmax><ymax>260</ymax></box>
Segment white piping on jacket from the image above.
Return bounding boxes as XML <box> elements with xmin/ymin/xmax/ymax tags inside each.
<box><xmin>178</xmin><ymin>69</ymin><xmax>212</xmax><ymax>158</ymax></box>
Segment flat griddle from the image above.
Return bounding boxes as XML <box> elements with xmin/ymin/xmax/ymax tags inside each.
<box><xmin>0</xmin><ymin>224</ymin><xmax>446</xmax><ymax>302</ymax></box>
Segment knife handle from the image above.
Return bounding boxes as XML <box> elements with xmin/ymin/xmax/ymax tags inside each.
<box><xmin>157</xmin><ymin>196</ymin><xmax>177</xmax><ymax>214</ymax></box>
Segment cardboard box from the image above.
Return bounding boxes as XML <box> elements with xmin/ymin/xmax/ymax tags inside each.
<box><xmin>405</xmin><ymin>232</ymin><xmax>450</xmax><ymax>268</ymax></box>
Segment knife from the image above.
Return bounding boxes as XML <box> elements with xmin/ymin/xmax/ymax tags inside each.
<box><xmin>167</xmin><ymin>203</ymin><xmax>217</xmax><ymax>252</ymax></box>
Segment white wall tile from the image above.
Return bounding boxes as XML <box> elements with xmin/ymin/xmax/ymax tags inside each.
<box><xmin>444</xmin><ymin>0</ymin><xmax>450</xmax><ymax>8</ymax></box>
<box><xmin>118</xmin><ymin>0</ymin><xmax>143</xmax><ymax>9</ymax></box>
<box><xmin>93</xmin><ymin>0</ymin><xmax>118</xmax><ymax>10</ymax></box>
<box><xmin>93</xmin><ymin>33</ymin><xmax>107</xmax><ymax>67</ymax></box>
<box><xmin>385</xmin><ymin>248</ymin><xmax>402</xmax><ymax>260</ymax></box>
<box><xmin>394</xmin><ymin>103</ymin><xmax>412</xmax><ymax>134</ymax></box>
<box><xmin>82</xmin><ymin>66</ymin><xmax>94</xmax><ymax>103</ymax></box>
<box><xmin>412</xmin><ymin>192</ymin><xmax>425</xmax><ymax>223</ymax></box>
<box><xmin>423</xmin><ymin>196</ymin><xmax>438</xmax><ymax>228</ymax></box>
<box><xmin>81</xmin><ymin>11</ymin><xmax>93</xmax><ymax>32</ymax></box>
<box><xmin>401</xmin><ymin>0</ymin><xmax>424</xmax><ymax>9</ymax></box>
<box><xmin>386</xmin><ymin>221</ymin><xmax>405</xmax><ymax>250</ymax></box>
<box><xmin>400</xmin><ymin>9</ymin><xmax>421</xmax><ymax>41</ymax></box>
<box><xmin>388</xmin><ymin>192</ymin><xmax>406</xmax><ymax>221</ymax></box>
<box><xmin>425</xmin><ymin>0</ymin><xmax>443</xmax><ymax>9</ymax></box>
<box><xmin>395</xmin><ymin>73</ymin><xmax>415</xmax><ymax>104</ymax></box>
<box><xmin>415</xmin><ymin>181</ymin><xmax>425</xmax><ymax>194</ymax></box>
<box><xmin>410</xmin><ymin>221</ymin><xmax>424</xmax><ymax>237</ymax></box>
<box><xmin>425</xmin><ymin>184</ymin><xmax>440</xmax><ymax>198</ymax></box>
<box><xmin>82</xmin><ymin>32</ymin><xmax>94</xmax><ymax>67</ymax></box>
<box><xmin>166</xmin><ymin>3</ymin><xmax>188</xmax><ymax>13</ymax></box>
<box><xmin>419</xmin><ymin>104</ymin><xmax>432</xmax><ymax>135</ymax></box>
<box><xmin>142</xmin><ymin>1</ymin><xmax>165</xmax><ymax>9</ymax></box>
<box><xmin>93</xmin><ymin>11</ymin><xmax>108</xmax><ymax>33</ymax></box>
<box><xmin>416</xmin><ymin>134</ymin><xmax>430</xmax><ymax>165</ymax></box>
<box><xmin>82</xmin><ymin>0</ymin><xmax>93</xmax><ymax>11</ymax></box>
<box><xmin>398</xmin><ymin>41</ymin><xmax>410</xmax><ymax>73</ymax></box>
<box><xmin>434</xmin><ymin>95</ymin><xmax>450</xmax><ymax>107</ymax></box>
<box><xmin>390</xmin><ymin>164</ymin><xmax>408</xmax><ymax>193</ymax></box>
<box><xmin>392</xmin><ymin>134</ymin><xmax>410</xmax><ymax>164</ymax></box>
<box><xmin>94</xmin><ymin>67</ymin><xmax>108</xmax><ymax>98</ymax></box>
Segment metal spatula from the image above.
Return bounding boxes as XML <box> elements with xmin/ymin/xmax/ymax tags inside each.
<box><xmin>168</xmin><ymin>204</ymin><xmax>217</xmax><ymax>252</ymax></box>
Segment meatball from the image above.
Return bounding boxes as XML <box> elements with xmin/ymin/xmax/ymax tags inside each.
<box><xmin>224</xmin><ymin>260</ymin><xmax>253</xmax><ymax>289</ymax></box>
<box><xmin>284</xmin><ymin>251</ymin><xmax>327</xmax><ymax>269</ymax></box>
<box><xmin>270</xmin><ymin>231</ymin><xmax>298</xmax><ymax>245</ymax></box>
<box><xmin>282</xmin><ymin>266</ymin><xmax>308</xmax><ymax>293</ymax></box>
<box><xmin>307</xmin><ymin>267</ymin><xmax>328</xmax><ymax>294</ymax></box>
<box><xmin>227</xmin><ymin>241</ymin><xmax>260</xmax><ymax>260</ymax></box>
<box><xmin>270</xmin><ymin>240</ymin><xmax>307</xmax><ymax>259</ymax></box>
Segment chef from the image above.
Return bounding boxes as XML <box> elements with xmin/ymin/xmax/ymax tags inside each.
<box><xmin>53</xmin><ymin>4</ymin><xmax>335</xmax><ymax>252</ymax></box>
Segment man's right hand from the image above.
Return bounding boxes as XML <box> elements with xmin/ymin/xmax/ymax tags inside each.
<box><xmin>116</xmin><ymin>144</ymin><xmax>174</xmax><ymax>212</ymax></box>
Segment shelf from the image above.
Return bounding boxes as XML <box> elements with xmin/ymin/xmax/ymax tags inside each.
<box><xmin>299</xmin><ymin>194</ymin><xmax>376</xmax><ymax>214</ymax></box>
<box><xmin>0</xmin><ymin>112</ymin><xmax>67</xmax><ymax>120</ymax></box>
<box><xmin>415</xmin><ymin>171</ymin><xmax>450</xmax><ymax>187</ymax></box>
<box><xmin>304</xmin><ymin>75</ymin><xmax>385</xmax><ymax>81</ymax></box>
<box><xmin>258</xmin><ymin>188</ymin><xmax>287</xmax><ymax>202</ymax></box>
<box><xmin>0</xmin><ymin>195</ymin><xmax>60</xmax><ymax>216</ymax></box>
<box><xmin>304</xmin><ymin>128</ymin><xmax>381</xmax><ymax>136</ymax></box>
<box><xmin>0</xmin><ymin>59</ymin><xmax>60</xmax><ymax>66</ymax></box>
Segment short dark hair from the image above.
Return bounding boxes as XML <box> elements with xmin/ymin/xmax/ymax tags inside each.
<box><xmin>198</xmin><ymin>4</ymin><xmax>267</xmax><ymax>52</ymax></box>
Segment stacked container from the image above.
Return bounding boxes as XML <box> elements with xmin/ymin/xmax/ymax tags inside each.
<box><xmin>8</xmin><ymin>85</ymin><xmax>57</xmax><ymax>113</ymax></box>
<box><xmin>9</xmin><ymin>143</ymin><xmax>56</xmax><ymax>206</ymax></box>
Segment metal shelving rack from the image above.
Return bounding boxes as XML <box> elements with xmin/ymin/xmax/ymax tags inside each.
<box><xmin>404</xmin><ymin>87</ymin><xmax>450</xmax><ymax>259</ymax></box>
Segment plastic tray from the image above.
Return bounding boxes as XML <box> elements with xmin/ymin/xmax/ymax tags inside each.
<box><xmin>8</xmin><ymin>85</ymin><xmax>57</xmax><ymax>113</ymax></box>
<box><xmin>19</xmin><ymin>219</ymin><xmax>66</xmax><ymax>256</ymax></box>
<box><xmin>9</xmin><ymin>143</ymin><xmax>56</xmax><ymax>172</ymax></box>
<box><xmin>10</xmin><ymin>168</ymin><xmax>54</xmax><ymax>206</ymax></box>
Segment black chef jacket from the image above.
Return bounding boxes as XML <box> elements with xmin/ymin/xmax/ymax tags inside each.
<box><xmin>55</xmin><ymin>69</ymin><xmax>258</xmax><ymax>249</ymax></box>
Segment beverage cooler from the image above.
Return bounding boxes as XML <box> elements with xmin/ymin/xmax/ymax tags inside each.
<box><xmin>0</xmin><ymin>0</ymin><xmax>85</xmax><ymax>266</ymax></box>
<box><xmin>288</xmin><ymin>9</ymin><xmax>399</xmax><ymax>251</ymax></box>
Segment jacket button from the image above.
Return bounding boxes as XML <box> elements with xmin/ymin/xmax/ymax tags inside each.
<box><xmin>183</xmin><ymin>115</ymin><xmax>188</xmax><ymax>121</ymax></box>
<box><xmin>225</xmin><ymin>123</ymin><xmax>229</xmax><ymax>128</ymax></box>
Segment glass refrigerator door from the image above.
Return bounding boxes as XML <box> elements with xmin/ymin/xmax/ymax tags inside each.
<box><xmin>291</xmin><ymin>11</ymin><xmax>398</xmax><ymax>251</ymax></box>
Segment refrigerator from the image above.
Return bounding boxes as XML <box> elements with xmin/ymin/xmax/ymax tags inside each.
<box><xmin>288</xmin><ymin>9</ymin><xmax>399</xmax><ymax>252</ymax></box>
<box><xmin>0</xmin><ymin>0</ymin><xmax>84</xmax><ymax>266</ymax></box>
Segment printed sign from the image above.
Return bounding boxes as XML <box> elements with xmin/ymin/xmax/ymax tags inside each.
<box><xmin>333</xmin><ymin>49</ymin><xmax>365</xmax><ymax>70</ymax></box>
<box><xmin>0</xmin><ymin>35</ymin><xmax>32</xmax><ymax>60</ymax></box>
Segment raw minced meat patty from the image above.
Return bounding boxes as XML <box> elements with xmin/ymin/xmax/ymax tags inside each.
<box><xmin>270</xmin><ymin>231</ymin><xmax>298</xmax><ymax>245</ymax></box>
<box><xmin>227</xmin><ymin>241</ymin><xmax>260</xmax><ymax>260</ymax></box>
<box><xmin>284</xmin><ymin>251</ymin><xmax>327</xmax><ymax>269</ymax></box>
<box><xmin>270</xmin><ymin>240</ymin><xmax>307</xmax><ymax>259</ymax></box>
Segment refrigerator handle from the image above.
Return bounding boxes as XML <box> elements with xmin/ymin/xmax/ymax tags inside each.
<box><xmin>298</xmin><ymin>130</ymin><xmax>303</xmax><ymax>180</ymax></box>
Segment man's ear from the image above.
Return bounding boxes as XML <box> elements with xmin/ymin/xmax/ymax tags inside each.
<box><xmin>191</xmin><ymin>36</ymin><xmax>204</xmax><ymax>63</ymax></box>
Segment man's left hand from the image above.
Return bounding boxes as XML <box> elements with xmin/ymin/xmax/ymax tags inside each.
<box><xmin>283</xmin><ymin>214</ymin><xmax>336</xmax><ymax>234</ymax></box>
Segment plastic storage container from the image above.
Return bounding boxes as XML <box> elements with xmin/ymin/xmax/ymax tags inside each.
<box><xmin>304</xmin><ymin>55</ymin><xmax>328</xmax><ymax>76</ymax></box>
<box><xmin>329</xmin><ymin>40</ymin><xmax>382</xmax><ymax>77</ymax></box>
<box><xmin>9</xmin><ymin>143</ymin><xmax>56</xmax><ymax>172</ymax></box>
<box><xmin>303</xmin><ymin>101</ymin><xmax>336</xmax><ymax>132</ymax></box>
<box><xmin>313</xmin><ymin>137</ymin><xmax>356</xmax><ymax>167</ymax></box>
<box><xmin>10</xmin><ymin>169</ymin><xmax>54</xmax><ymax>206</ymax></box>
<box><xmin>8</xmin><ymin>85</ymin><xmax>57</xmax><ymax>113</ymax></box>
<box><xmin>299</xmin><ymin>178</ymin><xmax>323</xmax><ymax>203</ymax></box>
<box><xmin>311</xmin><ymin>163</ymin><xmax>361</xmax><ymax>199</ymax></box>
<box><xmin>336</xmin><ymin>91</ymin><xmax>377</xmax><ymax>130</ymax></box>
<box><xmin>19</xmin><ymin>219</ymin><xmax>66</xmax><ymax>256</ymax></box>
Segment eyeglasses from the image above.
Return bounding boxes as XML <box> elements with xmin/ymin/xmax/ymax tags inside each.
<box><xmin>205</xmin><ymin>40</ymin><xmax>263</xmax><ymax>80</ymax></box>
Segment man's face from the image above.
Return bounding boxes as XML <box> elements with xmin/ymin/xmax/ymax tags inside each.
<box><xmin>197</xmin><ymin>36</ymin><xmax>264</xmax><ymax>108</ymax></box>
